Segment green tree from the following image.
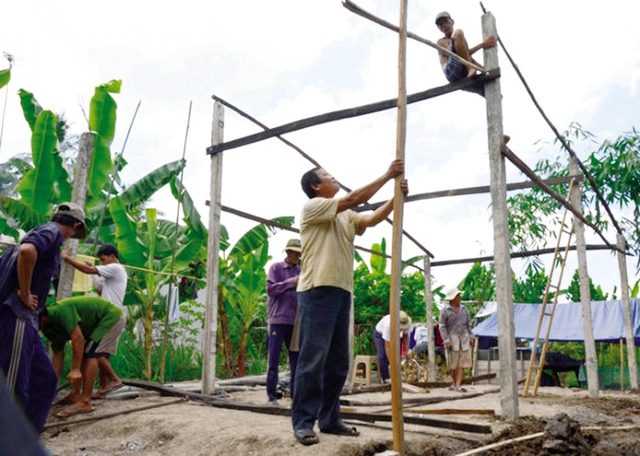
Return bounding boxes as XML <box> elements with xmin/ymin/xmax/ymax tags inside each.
<box><xmin>352</xmin><ymin>239</ymin><xmax>432</xmax><ymax>356</ymax></box>
<box><xmin>565</xmin><ymin>269</ymin><xmax>608</xmax><ymax>302</ymax></box>
<box><xmin>508</xmin><ymin>124</ymin><xmax>640</xmax><ymax>277</ymax></box>
<box><xmin>216</xmin><ymin>217</ymin><xmax>294</xmax><ymax>378</ymax></box>
<box><xmin>512</xmin><ymin>267</ymin><xmax>550</xmax><ymax>303</ymax></box>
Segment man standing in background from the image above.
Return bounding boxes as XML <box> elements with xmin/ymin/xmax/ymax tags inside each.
<box><xmin>438</xmin><ymin>287</ymin><xmax>474</xmax><ymax>392</ymax></box>
<box><xmin>265</xmin><ymin>238</ymin><xmax>301</xmax><ymax>406</ymax></box>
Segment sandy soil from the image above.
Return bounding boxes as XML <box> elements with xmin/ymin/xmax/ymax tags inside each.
<box><xmin>41</xmin><ymin>383</ymin><xmax>640</xmax><ymax>456</ymax></box>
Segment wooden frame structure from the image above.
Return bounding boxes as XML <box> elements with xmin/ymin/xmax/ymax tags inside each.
<box><xmin>202</xmin><ymin>2</ymin><xmax>638</xmax><ymax>454</ymax></box>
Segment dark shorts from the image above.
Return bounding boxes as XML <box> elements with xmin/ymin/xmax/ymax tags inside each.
<box><xmin>445</xmin><ymin>58</ymin><xmax>468</xmax><ymax>83</ymax></box>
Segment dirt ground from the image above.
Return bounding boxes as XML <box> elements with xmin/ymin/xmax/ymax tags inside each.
<box><xmin>41</xmin><ymin>383</ymin><xmax>640</xmax><ymax>456</ymax></box>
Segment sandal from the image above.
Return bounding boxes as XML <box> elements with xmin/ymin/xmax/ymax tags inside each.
<box><xmin>294</xmin><ymin>428</ymin><xmax>319</xmax><ymax>446</ymax></box>
<box><xmin>56</xmin><ymin>404</ymin><xmax>96</xmax><ymax>418</ymax></box>
<box><xmin>320</xmin><ymin>422</ymin><xmax>360</xmax><ymax>437</ymax></box>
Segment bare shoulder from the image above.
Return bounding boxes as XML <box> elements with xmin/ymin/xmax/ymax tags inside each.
<box><xmin>437</xmin><ymin>36</ymin><xmax>450</xmax><ymax>47</ymax></box>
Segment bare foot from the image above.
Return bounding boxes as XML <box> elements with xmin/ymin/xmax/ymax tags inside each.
<box><xmin>467</xmin><ymin>67</ymin><xmax>477</xmax><ymax>78</ymax></box>
<box><xmin>97</xmin><ymin>381</ymin><xmax>125</xmax><ymax>394</ymax></box>
<box><xmin>54</xmin><ymin>391</ymin><xmax>82</xmax><ymax>406</ymax></box>
<box><xmin>56</xmin><ymin>401</ymin><xmax>95</xmax><ymax>418</ymax></box>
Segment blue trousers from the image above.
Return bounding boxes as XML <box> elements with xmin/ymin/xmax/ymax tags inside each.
<box><xmin>266</xmin><ymin>323</ymin><xmax>298</xmax><ymax>401</ymax></box>
<box><xmin>0</xmin><ymin>306</ymin><xmax>58</xmax><ymax>434</ymax></box>
<box><xmin>373</xmin><ymin>330</ymin><xmax>391</xmax><ymax>382</ymax></box>
<box><xmin>292</xmin><ymin>287</ymin><xmax>350</xmax><ymax>431</ymax></box>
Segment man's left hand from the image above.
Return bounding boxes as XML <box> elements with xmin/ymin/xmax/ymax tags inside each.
<box><xmin>400</xmin><ymin>179</ymin><xmax>409</xmax><ymax>196</ymax></box>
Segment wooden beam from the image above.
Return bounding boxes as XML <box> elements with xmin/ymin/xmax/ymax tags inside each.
<box><xmin>43</xmin><ymin>398</ymin><xmax>185</xmax><ymax>430</ymax></box>
<box><xmin>205</xmin><ymin>70</ymin><xmax>500</xmax><ymax>155</ymax></box>
<box><xmin>123</xmin><ymin>379</ymin><xmax>491</xmax><ymax>434</ymax></box>
<box><xmin>355</xmin><ymin>176</ymin><xmax>577</xmax><ymax>212</ymax></box>
<box><xmin>404</xmin><ymin>408</ymin><xmax>495</xmax><ymax>416</ymax></box>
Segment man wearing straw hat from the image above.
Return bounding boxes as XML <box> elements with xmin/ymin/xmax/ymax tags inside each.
<box><xmin>292</xmin><ymin>160</ymin><xmax>407</xmax><ymax>446</ymax></box>
<box><xmin>438</xmin><ymin>287</ymin><xmax>474</xmax><ymax>392</ymax></box>
<box><xmin>373</xmin><ymin>311</ymin><xmax>413</xmax><ymax>383</ymax></box>
<box><xmin>265</xmin><ymin>238</ymin><xmax>301</xmax><ymax>406</ymax></box>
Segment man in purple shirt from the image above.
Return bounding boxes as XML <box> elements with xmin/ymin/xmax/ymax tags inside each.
<box><xmin>265</xmin><ymin>238</ymin><xmax>301</xmax><ymax>405</ymax></box>
<box><xmin>0</xmin><ymin>202</ymin><xmax>87</xmax><ymax>434</ymax></box>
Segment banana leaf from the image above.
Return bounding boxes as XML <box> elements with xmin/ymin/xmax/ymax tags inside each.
<box><xmin>119</xmin><ymin>160</ymin><xmax>185</xmax><ymax>207</ymax></box>
<box><xmin>0</xmin><ymin>197</ymin><xmax>47</xmax><ymax>233</ymax></box>
<box><xmin>87</xmin><ymin>80</ymin><xmax>121</xmax><ymax>207</ymax></box>
<box><xmin>109</xmin><ymin>196</ymin><xmax>145</xmax><ymax>268</ymax></box>
<box><xmin>17</xmin><ymin>111</ymin><xmax>57</xmax><ymax>214</ymax></box>
<box><xmin>0</xmin><ymin>69</ymin><xmax>9</xmax><ymax>90</ymax></box>
<box><xmin>18</xmin><ymin>89</ymin><xmax>43</xmax><ymax>132</ymax></box>
<box><xmin>228</xmin><ymin>216</ymin><xmax>293</xmax><ymax>263</ymax></box>
<box><xmin>169</xmin><ymin>177</ymin><xmax>207</xmax><ymax>241</ymax></box>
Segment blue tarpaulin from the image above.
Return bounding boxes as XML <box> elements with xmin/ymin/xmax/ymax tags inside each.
<box><xmin>472</xmin><ymin>299</ymin><xmax>640</xmax><ymax>344</ymax></box>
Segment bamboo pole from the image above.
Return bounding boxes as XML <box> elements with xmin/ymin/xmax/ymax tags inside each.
<box><xmin>616</xmin><ymin>233</ymin><xmax>638</xmax><ymax>389</ymax></box>
<box><xmin>202</xmin><ymin>102</ymin><xmax>224</xmax><ymax>394</ymax></box>
<box><xmin>388</xmin><ymin>1</ymin><xmax>408</xmax><ymax>453</ymax></box>
<box><xmin>482</xmin><ymin>12</ymin><xmax>518</xmax><ymax>420</ymax></box>
<box><xmin>423</xmin><ymin>256</ymin><xmax>436</xmax><ymax>381</ymax></box>
<box><xmin>56</xmin><ymin>132</ymin><xmax>94</xmax><ymax>301</ymax></box>
<box><xmin>569</xmin><ymin>157</ymin><xmax>599</xmax><ymax>398</ymax></box>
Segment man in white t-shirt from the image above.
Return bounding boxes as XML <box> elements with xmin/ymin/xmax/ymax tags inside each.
<box><xmin>412</xmin><ymin>324</ymin><xmax>429</xmax><ymax>358</ymax></box>
<box><xmin>373</xmin><ymin>311</ymin><xmax>413</xmax><ymax>383</ymax></box>
<box><xmin>61</xmin><ymin>244</ymin><xmax>128</xmax><ymax>396</ymax></box>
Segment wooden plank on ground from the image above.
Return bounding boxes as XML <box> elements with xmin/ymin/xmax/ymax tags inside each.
<box><xmin>123</xmin><ymin>379</ymin><xmax>491</xmax><ymax>434</ymax></box>
<box><xmin>404</xmin><ymin>408</ymin><xmax>495</xmax><ymax>416</ymax></box>
<box><xmin>413</xmin><ymin>373</ymin><xmax>496</xmax><ymax>388</ymax></box>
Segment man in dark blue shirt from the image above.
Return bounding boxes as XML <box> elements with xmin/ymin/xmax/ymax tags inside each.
<box><xmin>0</xmin><ymin>202</ymin><xmax>86</xmax><ymax>433</ymax></box>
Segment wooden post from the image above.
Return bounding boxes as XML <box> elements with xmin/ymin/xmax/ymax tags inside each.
<box><xmin>482</xmin><ymin>13</ymin><xmax>518</xmax><ymax>420</ymax></box>
<box><xmin>202</xmin><ymin>102</ymin><xmax>224</xmax><ymax>394</ymax></box>
<box><xmin>616</xmin><ymin>233</ymin><xmax>638</xmax><ymax>389</ymax></box>
<box><xmin>569</xmin><ymin>157</ymin><xmax>599</xmax><ymax>397</ymax></box>
<box><xmin>56</xmin><ymin>132</ymin><xmax>94</xmax><ymax>301</ymax></box>
<box><xmin>423</xmin><ymin>256</ymin><xmax>436</xmax><ymax>381</ymax></box>
<box><xmin>388</xmin><ymin>0</ymin><xmax>408</xmax><ymax>453</ymax></box>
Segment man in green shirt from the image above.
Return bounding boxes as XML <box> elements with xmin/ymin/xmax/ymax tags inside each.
<box><xmin>40</xmin><ymin>296</ymin><xmax>125</xmax><ymax>417</ymax></box>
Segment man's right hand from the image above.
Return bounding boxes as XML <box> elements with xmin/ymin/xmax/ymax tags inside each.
<box><xmin>67</xmin><ymin>368</ymin><xmax>83</xmax><ymax>392</ymax></box>
<box><xmin>16</xmin><ymin>289</ymin><xmax>38</xmax><ymax>313</ymax></box>
<box><xmin>386</xmin><ymin>159</ymin><xmax>405</xmax><ymax>179</ymax></box>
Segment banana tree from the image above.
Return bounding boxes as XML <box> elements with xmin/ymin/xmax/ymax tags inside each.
<box><xmin>217</xmin><ymin>217</ymin><xmax>294</xmax><ymax>378</ymax></box>
<box><xmin>0</xmin><ymin>81</ymin><xmax>120</xmax><ymax>237</ymax></box>
<box><xmin>109</xmin><ymin>183</ymin><xmax>206</xmax><ymax>380</ymax></box>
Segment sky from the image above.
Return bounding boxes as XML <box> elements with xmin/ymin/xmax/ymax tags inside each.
<box><xmin>1</xmin><ymin>0</ymin><xmax>640</xmax><ymax>303</ymax></box>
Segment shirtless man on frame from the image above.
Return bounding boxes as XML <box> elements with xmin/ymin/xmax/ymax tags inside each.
<box><xmin>435</xmin><ymin>11</ymin><xmax>496</xmax><ymax>96</ymax></box>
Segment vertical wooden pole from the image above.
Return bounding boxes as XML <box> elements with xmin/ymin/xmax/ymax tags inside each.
<box><xmin>616</xmin><ymin>233</ymin><xmax>638</xmax><ymax>389</ymax></box>
<box><xmin>423</xmin><ymin>256</ymin><xmax>436</xmax><ymax>381</ymax></box>
<box><xmin>388</xmin><ymin>0</ymin><xmax>408</xmax><ymax>453</ymax></box>
<box><xmin>56</xmin><ymin>132</ymin><xmax>94</xmax><ymax>301</ymax></box>
<box><xmin>202</xmin><ymin>102</ymin><xmax>224</xmax><ymax>394</ymax></box>
<box><xmin>619</xmin><ymin>338</ymin><xmax>625</xmax><ymax>391</ymax></box>
<box><xmin>482</xmin><ymin>13</ymin><xmax>518</xmax><ymax>420</ymax></box>
<box><xmin>569</xmin><ymin>157</ymin><xmax>599</xmax><ymax>397</ymax></box>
